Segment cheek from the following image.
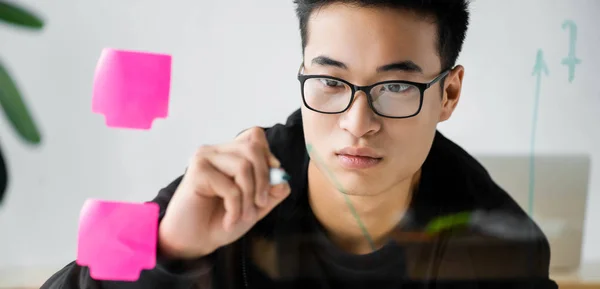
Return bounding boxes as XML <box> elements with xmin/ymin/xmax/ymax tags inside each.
<box><xmin>422</xmin><ymin>90</ymin><xmax>444</xmax><ymax>123</ymax></box>
<box><xmin>388</xmin><ymin>93</ymin><xmax>440</xmax><ymax>139</ymax></box>
<box><xmin>301</xmin><ymin>107</ymin><xmax>338</xmax><ymax>145</ymax></box>
<box><xmin>385</xmin><ymin>101</ymin><xmax>439</xmax><ymax>169</ymax></box>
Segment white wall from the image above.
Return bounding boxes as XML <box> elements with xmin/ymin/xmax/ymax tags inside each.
<box><xmin>0</xmin><ymin>0</ymin><xmax>598</xmax><ymax>287</ymax></box>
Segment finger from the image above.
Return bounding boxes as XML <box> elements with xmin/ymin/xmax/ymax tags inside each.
<box><xmin>265</xmin><ymin>150</ymin><xmax>281</xmax><ymax>168</ymax></box>
<box><xmin>240</xmin><ymin>141</ymin><xmax>271</xmax><ymax>208</ymax></box>
<box><xmin>236</xmin><ymin>127</ymin><xmax>280</xmax><ymax>168</ymax></box>
<box><xmin>197</xmin><ymin>160</ymin><xmax>243</xmax><ymax>231</ymax></box>
<box><xmin>236</xmin><ymin>127</ymin><xmax>264</xmax><ymax>142</ymax></box>
<box><xmin>257</xmin><ymin>182</ymin><xmax>291</xmax><ymax>220</ymax></box>
<box><xmin>217</xmin><ymin>142</ymin><xmax>271</xmax><ymax>208</ymax></box>
<box><xmin>270</xmin><ymin>182</ymin><xmax>291</xmax><ymax>199</ymax></box>
<box><xmin>207</xmin><ymin>152</ymin><xmax>257</xmax><ymax>222</ymax></box>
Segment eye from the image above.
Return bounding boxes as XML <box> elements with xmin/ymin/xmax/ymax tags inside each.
<box><xmin>382</xmin><ymin>83</ymin><xmax>410</xmax><ymax>93</ymax></box>
<box><xmin>319</xmin><ymin>79</ymin><xmax>344</xmax><ymax>88</ymax></box>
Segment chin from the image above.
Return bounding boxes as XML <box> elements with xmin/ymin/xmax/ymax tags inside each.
<box><xmin>332</xmin><ymin>169</ymin><xmax>389</xmax><ymax>196</ymax></box>
<box><xmin>332</xmin><ymin>162</ymin><xmax>417</xmax><ymax>197</ymax></box>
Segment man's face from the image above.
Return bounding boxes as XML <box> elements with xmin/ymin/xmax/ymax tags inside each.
<box><xmin>301</xmin><ymin>4</ymin><xmax>463</xmax><ymax>196</ymax></box>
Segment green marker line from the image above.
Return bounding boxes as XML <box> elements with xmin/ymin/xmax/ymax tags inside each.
<box><xmin>529</xmin><ymin>49</ymin><xmax>549</xmax><ymax>216</ymax></box>
<box><xmin>306</xmin><ymin>144</ymin><xmax>376</xmax><ymax>251</ymax></box>
<box><xmin>424</xmin><ymin>211</ymin><xmax>472</xmax><ymax>234</ymax></box>
<box><xmin>561</xmin><ymin>20</ymin><xmax>581</xmax><ymax>83</ymax></box>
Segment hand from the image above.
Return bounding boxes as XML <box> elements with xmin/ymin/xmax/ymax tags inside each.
<box><xmin>158</xmin><ymin>127</ymin><xmax>291</xmax><ymax>259</ymax></box>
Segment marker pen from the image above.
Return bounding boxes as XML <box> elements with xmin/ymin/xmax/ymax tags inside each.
<box><xmin>269</xmin><ymin>167</ymin><xmax>290</xmax><ymax>185</ymax></box>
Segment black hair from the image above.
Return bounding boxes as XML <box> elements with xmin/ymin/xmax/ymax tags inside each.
<box><xmin>294</xmin><ymin>0</ymin><xmax>470</xmax><ymax>70</ymax></box>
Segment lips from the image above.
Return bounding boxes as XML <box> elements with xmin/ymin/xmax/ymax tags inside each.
<box><xmin>335</xmin><ymin>147</ymin><xmax>383</xmax><ymax>170</ymax></box>
<box><xmin>336</xmin><ymin>147</ymin><xmax>382</xmax><ymax>159</ymax></box>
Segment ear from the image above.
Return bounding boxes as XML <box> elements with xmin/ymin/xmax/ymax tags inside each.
<box><xmin>439</xmin><ymin>65</ymin><xmax>464</xmax><ymax>122</ymax></box>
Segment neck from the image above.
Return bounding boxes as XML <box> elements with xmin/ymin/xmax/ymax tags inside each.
<box><xmin>308</xmin><ymin>161</ymin><xmax>420</xmax><ymax>254</ymax></box>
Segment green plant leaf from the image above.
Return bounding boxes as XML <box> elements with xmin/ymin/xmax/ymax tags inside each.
<box><xmin>0</xmin><ymin>1</ymin><xmax>44</xmax><ymax>29</ymax></box>
<box><xmin>0</xmin><ymin>61</ymin><xmax>41</xmax><ymax>144</ymax></box>
<box><xmin>0</xmin><ymin>143</ymin><xmax>7</xmax><ymax>206</ymax></box>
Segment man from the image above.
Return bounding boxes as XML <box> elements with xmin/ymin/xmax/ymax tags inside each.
<box><xmin>43</xmin><ymin>1</ymin><xmax>558</xmax><ymax>288</ymax></box>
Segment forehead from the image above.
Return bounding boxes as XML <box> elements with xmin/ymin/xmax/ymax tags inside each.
<box><xmin>304</xmin><ymin>3</ymin><xmax>441</xmax><ymax>73</ymax></box>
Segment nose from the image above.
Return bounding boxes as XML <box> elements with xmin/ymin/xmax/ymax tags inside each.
<box><xmin>338</xmin><ymin>91</ymin><xmax>381</xmax><ymax>138</ymax></box>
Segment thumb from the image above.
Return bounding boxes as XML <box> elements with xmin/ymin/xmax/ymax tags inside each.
<box><xmin>257</xmin><ymin>183</ymin><xmax>291</xmax><ymax>219</ymax></box>
<box><xmin>236</xmin><ymin>127</ymin><xmax>280</xmax><ymax>168</ymax></box>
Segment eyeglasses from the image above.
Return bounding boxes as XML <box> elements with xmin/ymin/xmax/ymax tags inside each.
<box><xmin>297</xmin><ymin>67</ymin><xmax>450</xmax><ymax>119</ymax></box>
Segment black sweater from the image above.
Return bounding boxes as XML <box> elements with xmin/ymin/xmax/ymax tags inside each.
<box><xmin>41</xmin><ymin>109</ymin><xmax>558</xmax><ymax>289</ymax></box>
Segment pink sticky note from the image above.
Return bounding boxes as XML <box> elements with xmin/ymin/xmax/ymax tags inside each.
<box><xmin>76</xmin><ymin>199</ymin><xmax>159</xmax><ymax>281</ymax></box>
<box><xmin>92</xmin><ymin>48</ymin><xmax>172</xmax><ymax>129</ymax></box>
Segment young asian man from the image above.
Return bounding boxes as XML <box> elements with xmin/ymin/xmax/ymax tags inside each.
<box><xmin>43</xmin><ymin>1</ymin><xmax>558</xmax><ymax>288</ymax></box>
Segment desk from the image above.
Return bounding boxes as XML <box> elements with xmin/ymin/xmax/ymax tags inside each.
<box><xmin>553</xmin><ymin>263</ymin><xmax>600</xmax><ymax>289</ymax></box>
<box><xmin>0</xmin><ymin>264</ymin><xmax>598</xmax><ymax>289</ymax></box>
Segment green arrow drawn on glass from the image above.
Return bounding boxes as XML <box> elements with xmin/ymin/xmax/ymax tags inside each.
<box><xmin>561</xmin><ymin>20</ymin><xmax>581</xmax><ymax>83</ymax></box>
<box><xmin>528</xmin><ymin>49</ymin><xmax>549</xmax><ymax>216</ymax></box>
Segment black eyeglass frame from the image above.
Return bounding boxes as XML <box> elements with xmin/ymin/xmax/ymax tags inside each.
<box><xmin>297</xmin><ymin>67</ymin><xmax>451</xmax><ymax>119</ymax></box>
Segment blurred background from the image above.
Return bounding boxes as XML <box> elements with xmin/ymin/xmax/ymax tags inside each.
<box><xmin>0</xmin><ymin>0</ymin><xmax>598</xmax><ymax>287</ymax></box>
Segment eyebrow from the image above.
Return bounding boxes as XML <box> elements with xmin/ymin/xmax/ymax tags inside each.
<box><xmin>311</xmin><ymin>55</ymin><xmax>347</xmax><ymax>69</ymax></box>
<box><xmin>310</xmin><ymin>55</ymin><xmax>423</xmax><ymax>74</ymax></box>
<box><xmin>377</xmin><ymin>61</ymin><xmax>423</xmax><ymax>74</ymax></box>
